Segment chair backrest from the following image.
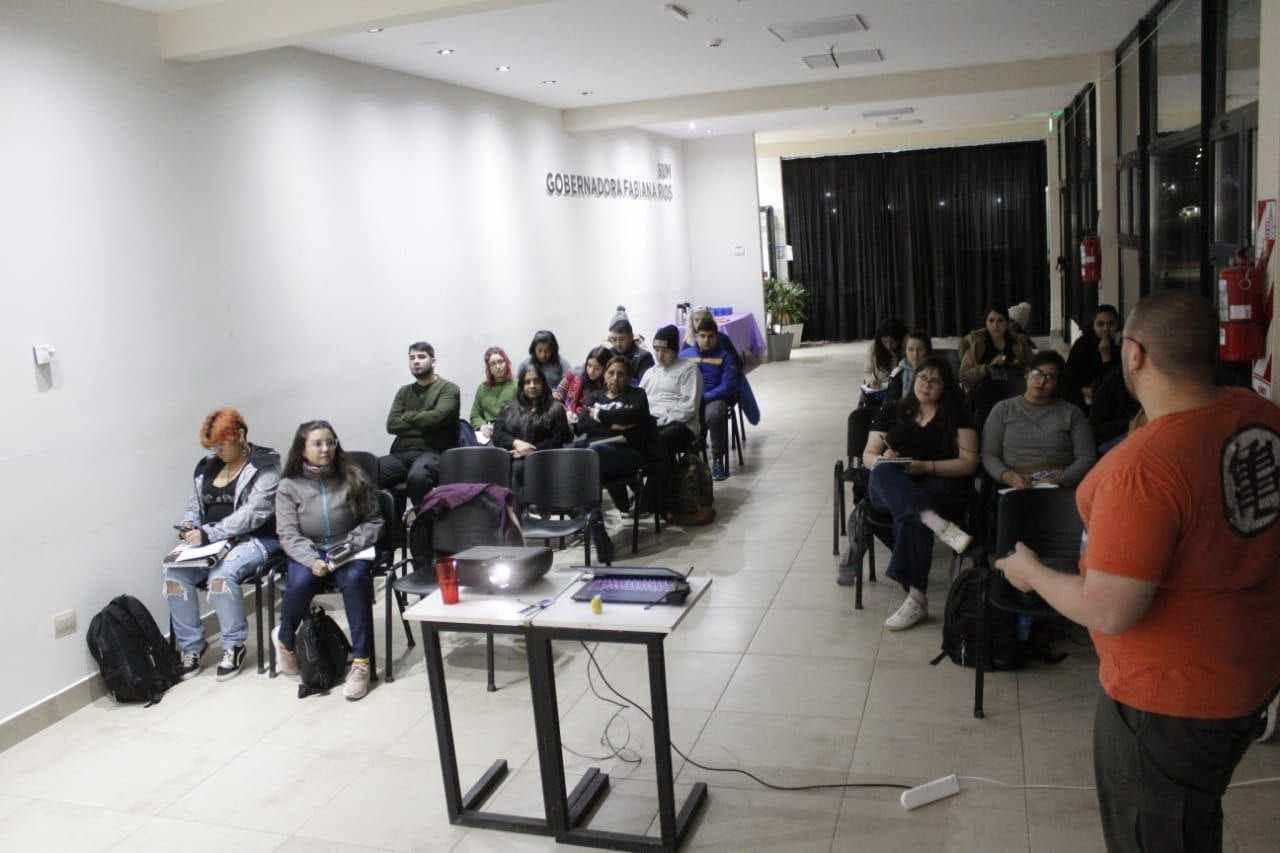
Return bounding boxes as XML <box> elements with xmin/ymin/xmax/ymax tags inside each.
<box><xmin>375</xmin><ymin>489</ymin><xmax>398</xmax><ymax>550</ymax></box>
<box><xmin>430</xmin><ymin>499</ymin><xmax>520</xmax><ymax>554</ymax></box>
<box><xmin>935</xmin><ymin>348</ymin><xmax>961</xmax><ymax>378</ymax></box>
<box><xmin>439</xmin><ymin>446</ymin><xmax>511</xmax><ymax>487</ymax></box>
<box><xmin>970</xmin><ymin>378</ymin><xmax>1024</xmax><ymax>431</ymax></box>
<box><xmin>345</xmin><ymin>451</ymin><xmax>381</xmax><ymax>489</ymax></box>
<box><xmin>520</xmin><ymin>448</ymin><xmax>601</xmax><ymax>513</ymax></box>
<box><xmin>995</xmin><ymin>488</ymin><xmax>1084</xmax><ymax>572</ymax></box>
<box><xmin>846</xmin><ymin>407</ymin><xmax>878</xmax><ymax>465</ymax></box>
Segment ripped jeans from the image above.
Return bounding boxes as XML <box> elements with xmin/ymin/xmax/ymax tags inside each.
<box><xmin>164</xmin><ymin>537</ymin><xmax>280</xmax><ymax>653</ymax></box>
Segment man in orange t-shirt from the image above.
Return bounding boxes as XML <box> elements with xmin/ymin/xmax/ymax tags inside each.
<box><xmin>998</xmin><ymin>291</ymin><xmax>1280</xmax><ymax>853</ymax></box>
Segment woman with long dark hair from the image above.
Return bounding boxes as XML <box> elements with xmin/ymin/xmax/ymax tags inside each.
<box><xmin>864</xmin><ymin>318</ymin><xmax>907</xmax><ymax>390</ymax></box>
<box><xmin>273</xmin><ymin>420</ymin><xmax>383</xmax><ymax>700</ymax></box>
<box><xmin>556</xmin><ymin>345</ymin><xmax>613</xmax><ymax>421</ymax></box>
<box><xmin>959</xmin><ymin>302</ymin><xmax>1033</xmax><ymax>390</ymax></box>
<box><xmin>517</xmin><ymin>329</ymin><xmax>573</xmax><ymax>391</ymax></box>
<box><xmin>848</xmin><ymin>356</ymin><xmax>978</xmax><ymax>631</ymax></box>
<box><xmin>493</xmin><ymin>362</ymin><xmax>573</xmax><ymax>489</ymax></box>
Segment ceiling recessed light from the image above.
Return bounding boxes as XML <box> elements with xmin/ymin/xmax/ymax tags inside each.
<box><xmin>580</xmin><ymin>90</ymin><xmax>594</xmax><ymax>96</ymax></box>
<box><xmin>707</xmin><ymin>38</ymin><xmax>723</xmax><ymax>48</ymax></box>
<box><xmin>366</xmin><ymin>27</ymin><xmax>384</xmax><ymax>33</ymax></box>
<box><xmin>862</xmin><ymin>106</ymin><xmax>914</xmax><ymax>119</ymax></box>
<box><xmin>541</xmin><ymin>79</ymin><xmax>557</xmax><ymax>85</ymax></box>
<box><xmin>688</xmin><ymin>122</ymin><xmax>696</xmax><ymax>129</ymax></box>
<box><xmin>704</xmin><ymin>129</ymin><xmax>712</xmax><ymax>134</ymax></box>
<box><xmin>496</xmin><ymin>65</ymin><xmax>511</xmax><ymax>72</ymax></box>
<box><xmin>436</xmin><ymin>48</ymin><xmax>454</xmax><ymax>55</ymax></box>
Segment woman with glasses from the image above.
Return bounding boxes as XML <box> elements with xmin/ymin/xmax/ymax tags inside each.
<box><xmin>850</xmin><ymin>356</ymin><xmax>978</xmax><ymax>631</ymax></box>
<box><xmin>981</xmin><ymin>350</ymin><xmax>1096</xmax><ymax>490</ymax></box>
<box><xmin>470</xmin><ymin>346</ymin><xmax>518</xmax><ymax>443</ymax></box>
<box><xmin>273</xmin><ymin>420</ymin><xmax>383</xmax><ymax>701</ymax></box>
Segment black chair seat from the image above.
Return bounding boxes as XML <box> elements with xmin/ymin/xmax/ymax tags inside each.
<box><xmin>520</xmin><ymin>514</ymin><xmax>589</xmax><ymax>539</ymax></box>
<box><xmin>390</xmin><ymin>568</ymin><xmax>439</xmax><ymax>598</ymax></box>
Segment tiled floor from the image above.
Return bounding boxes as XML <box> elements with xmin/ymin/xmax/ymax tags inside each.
<box><xmin>3</xmin><ymin>341</ymin><xmax>1279</xmax><ymax>852</ymax></box>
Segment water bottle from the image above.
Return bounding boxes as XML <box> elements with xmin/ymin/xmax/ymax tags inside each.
<box><xmin>1016</xmin><ymin>613</ymin><xmax>1033</xmax><ymax>643</ymax></box>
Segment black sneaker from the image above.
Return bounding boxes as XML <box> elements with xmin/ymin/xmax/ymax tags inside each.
<box><xmin>178</xmin><ymin>640</ymin><xmax>208</xmax><ymax>679</ymax></box>
<box><xmin>215</xmin><ymin>645</ymin><xmax>246</xmax><ymax>682</ymax></box>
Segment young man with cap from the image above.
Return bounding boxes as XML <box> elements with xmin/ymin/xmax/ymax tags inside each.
<box><xmin>607</xmin><ymin>307</ymin><xmax>655</xmax><ymax>383</ymax></box>
<box><xmin>378</xmin><ymin>341</ymin><xmax>460</xmax><ymax>506</ymax></box>
<box><xmin>641</xmin><ymin>325</ymin><xmax>703</xmax><ymax>506</ymax></box>
<box><xmin>998</xmin><ymin>291</ymin><xmax>1280</xmax><ymax>853</ymax></box>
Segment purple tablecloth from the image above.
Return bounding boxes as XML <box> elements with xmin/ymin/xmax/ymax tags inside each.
<box><xmin>716</xmin><ymin>312</ymin><xmax>766</xmax><ymax>361</ymax></box>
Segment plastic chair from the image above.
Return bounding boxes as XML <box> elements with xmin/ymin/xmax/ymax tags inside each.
<box><xmin>973</xmin><ymin>487</ymin><xmax>1083</xmax><ymax>718</ymax></box>
<box><xmin>385</xmin><ymin>446</ymin><xmax>513</xmax><ymax>685</ymax></box>
<box><xmin>519</xmin><ymin>449</ymin><xmax>605</xmax><ymax>566</ymax></box>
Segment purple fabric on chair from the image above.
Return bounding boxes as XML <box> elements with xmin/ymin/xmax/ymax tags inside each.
<box><xmin>716</xmin><ymin>312</ymin><xmax>767</xmax><ymax>360</ymax></box>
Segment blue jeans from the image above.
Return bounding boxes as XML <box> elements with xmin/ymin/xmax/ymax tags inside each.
<box><xmin>278</xmin><ymin>558</ymin><xmax>373</xmax><ymax>658</ymax></box>
<box><xmin>164</xmin><ymin>537</ymin><xmax>280</xmax><ymax>653</ymax></box>
<box><xmin>868</xmin><ymin>465</ymin><xmax>966</xmax><ymax>594</ymax></box>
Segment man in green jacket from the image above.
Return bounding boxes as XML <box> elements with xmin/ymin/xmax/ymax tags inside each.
<box><xmin>377</xmin><ymin>341</ymin><xmax>460</xmax><ymax>505</ymax></box>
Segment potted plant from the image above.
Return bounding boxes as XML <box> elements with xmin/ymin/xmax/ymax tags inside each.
<box><xmin>763</xmin><ymin>278</ymin><xmax>808</xmax><ymax>361</ymax></box>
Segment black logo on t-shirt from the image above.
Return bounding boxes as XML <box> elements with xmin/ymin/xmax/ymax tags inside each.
<box><xmin>1222</xmin><ymin>424</ymin><xmax>1280</xmax><ymax>536</ymax></box>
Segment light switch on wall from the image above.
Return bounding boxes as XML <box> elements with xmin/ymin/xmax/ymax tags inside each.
<box><xmin>32</xmin><ymin>344</ymin><xmax>56</xmax><ymax>365</ymax></box>
<box><xmin>731</xmin><ymin>245</ymin><xmax>745</xmax><ymax>256</ymax></box>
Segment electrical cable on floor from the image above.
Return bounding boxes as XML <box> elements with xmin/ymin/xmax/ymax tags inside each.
<box><xmin>576</xmin><ymin>644</ymin><xmax>1280</xmax><ymax>796</ymax></box>
<box><xmin>559</xmin><ymin>643</ymin><xmax>642</xmax><ymax>765</ymax></box>
<box><xmin>577</xmin><ymin>642</ymin><xmax>910</xmax><ymax>793</ymax></box>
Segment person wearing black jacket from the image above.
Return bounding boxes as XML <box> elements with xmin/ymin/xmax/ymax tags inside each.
<box><xmin>1089</xmin><ymin>366</ymin><xmax>1141</xmax><ymax>452</ymax></box>
<box><xmin>1065</xmin><ymin>305</ymin><xmax>1121</xmax><ymax>407</ymax></box>
<box><xmin>493</xmin><ymin>363</ymin><xmax>573</xmax><ymax>491</ymax></box>
<box><xmin>577</xmin><ymin>355</ymin><xmax>652</xmax><ymax>508</ymax></box>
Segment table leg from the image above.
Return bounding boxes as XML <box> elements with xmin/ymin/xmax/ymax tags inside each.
<box><xmin>421</xmin><ymin>624</ymin><xmax>547</xmax><ymax>834</ymax></box>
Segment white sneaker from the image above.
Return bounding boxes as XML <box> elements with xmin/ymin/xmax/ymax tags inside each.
<box><xmin>936</xmin><ymin>521</ymin><xmax>973</xmax><ymax>555</ymax></box>
<box><xmin>884</xmin><ymin>596</ymin><xmax>928</xmax><ymax>631</ymax></box>
<box><xmin>272</xmin><ymin>626</ymin><xmax>298</xmax><ymax>676</ymax></box>
<box><xmin>1256</xmin><ymin>693</ymin><xmax>1279</xmax><ymax>743</ymax></box>
<box><xmin>344</xmin><ymin>659</ymin><xmax>371</xmax><ymax>701</ymax></box>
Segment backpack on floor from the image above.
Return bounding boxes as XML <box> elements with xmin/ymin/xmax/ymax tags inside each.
<box><xmin>668</xmin><ymin>455</ymin><xmax>715</xmax><ymax>525</ymax></box>
<box><xmin>86</xmin><ymin>594</ymin><xmax>181</xmax><ymax>706</ymax></box>
<box><xmin>295</xmin><ymin>605</ymin><xmax>352</xmax><ymax>698</ymax></box>
<box><xmin>930</xmin><ymin>569</ymin><xmax>1023</xmax><ymax>671</ymax></box>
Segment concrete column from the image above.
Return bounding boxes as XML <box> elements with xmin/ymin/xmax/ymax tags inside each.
<box><xmin>1094</xmin><ymin>54</ymin><xmax>1121</xmax><ymax>309</ymax></box>
<box><xmin>1260</xmin><ymin>0</ymin><xmax>1280</xmax><ymax>399</ymax></box>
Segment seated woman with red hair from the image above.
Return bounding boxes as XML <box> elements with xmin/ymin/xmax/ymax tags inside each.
<box><xmin>165</xmin><ymin>408</ymin><xmax>281</xmax><ymax>681</ymax></box>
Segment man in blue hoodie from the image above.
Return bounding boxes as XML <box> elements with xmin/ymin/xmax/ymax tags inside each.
<box><xmin>680</xmin><ymin>315</ymin><xmax>740</xmax><ymax>480</ymax></box>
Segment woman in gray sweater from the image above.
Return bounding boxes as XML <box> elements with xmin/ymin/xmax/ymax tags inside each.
<box><xmin>273</xmin><ymin>420</ymin><xmax>383</xmax><ymax>700</ymax></box>
<box><xmin>981</xmin><ymin>350</ymin><xmax>1097</xmax><ymax>489</ymax></box>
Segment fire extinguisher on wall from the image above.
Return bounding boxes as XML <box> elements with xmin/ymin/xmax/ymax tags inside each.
<box><xmin>1219</xmin><ymin>262</ymin><xmax>1267</xmax><ymax>362</ymax></box>
<box><xmin>1080</xmin><ymin>235</ymin><xmax>1101</xmax><ymax>284</ymax></box>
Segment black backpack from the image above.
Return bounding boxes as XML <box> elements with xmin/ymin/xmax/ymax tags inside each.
<box><xmin>668</xmin><ymin>455</ymin><xmax>715</xmax><ymax>525</ymax></box>
<box><xmin>86</xmin><ymin>594</ymin><xmax>181</xmax><ymax>706</ymax></box>
<box><xmin>295</xmin><ymin>606</ymin><xmax>352</xmax><ymax>698</ymax></box>
<box><xmin>930</xmin><ymin>569</ymin><xmax>1023</xmax><ymax>671</ymax></box>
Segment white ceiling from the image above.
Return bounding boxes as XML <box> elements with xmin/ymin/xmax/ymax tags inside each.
<box><xmin>99</xmin><ymin>0</ymin><xmax>224</xmax><ymax>11</ymax></box>
<box><xmin>655</xmin><ymin>85</ymin><xmax>1079</xmax><ymax>143</ymax></box>
<box><xmin>301</xmin><ymin>0</ymin><xmax>1148</xmax><ymax>110</ymax></box>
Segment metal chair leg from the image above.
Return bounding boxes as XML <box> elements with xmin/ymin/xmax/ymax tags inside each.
<box><xmin>267</xmin><ymin>572</ymin><xmax>278</xmax><ymax>678</ymax></box>
<box><xmin>486</xmin><ymin>633</ymin><xmax>497</xmax><ymax>692</ymax></box>
<box><xmin>385</xmin><ymin>577</ymin><xmax>395</xmax><ymax>683</ymax></box>
<box><xmin>253</xmin><ymin>577</ymin><xmax>265</xmax><ymax>674</ymax></box>
<box><xmin>868</xmin><ymin>535</ymin><xmax>877</xmax><ymax>583</ymax></box>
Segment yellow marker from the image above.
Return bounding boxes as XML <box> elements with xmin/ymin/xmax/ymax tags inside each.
<box><xmin>590</xmin><ymin>594</ymin><xmax>603</xmax><ymax>615</ymax></box>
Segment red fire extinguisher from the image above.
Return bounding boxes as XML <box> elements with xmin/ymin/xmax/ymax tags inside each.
<box><xmin>1080</xmin><ymin>235</ymin><xmax>1101</xmax><ymax>284</ymax></box>
<box><xmin>1219</xmin><ymin>264</ymin><xmax>1267</xmax><ymax>362</ymax></box>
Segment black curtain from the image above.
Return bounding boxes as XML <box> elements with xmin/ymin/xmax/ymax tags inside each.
<box><xmin>782</xmin><ymin>141</ymin><xmax>1049</xmax><ymax>341</ymax></box>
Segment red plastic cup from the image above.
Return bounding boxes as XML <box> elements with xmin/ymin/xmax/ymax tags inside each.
<box><xmin>435</xmin><ymin>557</ymin><xmax>459</xmax><ymax>605</ymax></box>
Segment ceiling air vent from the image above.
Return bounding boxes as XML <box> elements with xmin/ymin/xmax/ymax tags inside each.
<box><xmin>768</xmin><ymin>15</ymin><xmax>867</xmax><ymax>42</ymax></box>
<box><xmin>803</xmin><ymin>48</ymin><xmax>883</xmax><ymax>69</ymax></box>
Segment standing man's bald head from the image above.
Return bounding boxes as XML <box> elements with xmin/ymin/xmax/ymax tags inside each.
<box><xmin>1125</xmin><ymin>291</ymin><xmax>1217</xmax><ymax>382</ymax></box>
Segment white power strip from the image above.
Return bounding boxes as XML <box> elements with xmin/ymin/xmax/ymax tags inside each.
<box><xmin>900</xmin><ymin>774</ymin><xmax>961</xmax><ymax>810</ymax></box>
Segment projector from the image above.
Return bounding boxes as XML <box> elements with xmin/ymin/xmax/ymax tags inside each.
<box><xmin>451</xmin><ymin>545</ymin><xmax>554</xmax><ymax>592</ymax></box>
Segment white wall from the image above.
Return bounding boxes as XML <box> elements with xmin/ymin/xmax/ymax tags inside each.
<box><xmin>683</xmin><ymin>134</ymin><xmax>766</xmax><ymax>323</ymax></box>
<box><xmin>0</xmin><ymin>0</ymin><xmax>701</xmax><ymax>721</ymax></box>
